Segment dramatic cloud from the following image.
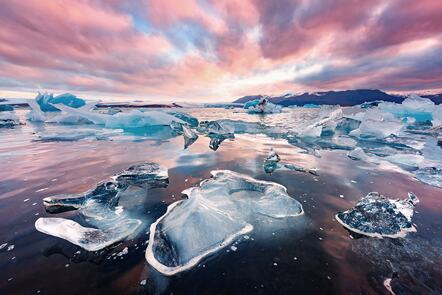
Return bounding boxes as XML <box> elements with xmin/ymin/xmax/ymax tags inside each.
<box><xmin>0</xmin><ymin>0</ymin><xmax>441</xmax><ymax>101</ymax></box>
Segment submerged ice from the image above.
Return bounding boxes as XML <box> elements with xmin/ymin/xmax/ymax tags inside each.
<box><xmin>145</xmin><ymin>170</ymin><xmax>303</xmax><ymax>275</ymax></box>
<box><xmin>36</xmin><ymin>162</ymin><xmax>169</xmax><ymax>251</ymax></box>
<box><xmin>336</xmin><ymin>192</ymin><xmax>419</xmax><ymax>238</ymax></box>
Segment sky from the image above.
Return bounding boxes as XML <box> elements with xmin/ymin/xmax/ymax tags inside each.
<box><xmin>0</xmin><ymin>0</ymin><xmax>441</xmax><ymax>102</ymax></box>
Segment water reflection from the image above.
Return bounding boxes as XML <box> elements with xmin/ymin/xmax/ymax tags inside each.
<box><xmin>0</xmin><ymin>109</ymin><xmax>441</xmax><ymax>294</ymax></box>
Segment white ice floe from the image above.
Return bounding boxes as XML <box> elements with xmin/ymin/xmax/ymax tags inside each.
<box><xmin>146</xmin><ymin>170</ymin><xmax>303</xmax><ymax>275</ymax></box>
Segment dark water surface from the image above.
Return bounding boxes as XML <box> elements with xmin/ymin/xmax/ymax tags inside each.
<box><xmin>0</xmin><ymin>109</ymin><xmax>441</xmax><ymax>295</ymax></box>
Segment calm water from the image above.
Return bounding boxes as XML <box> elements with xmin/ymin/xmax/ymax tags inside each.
<box><xmin>0</xmin><ymin>109</ymin><xmax>441</xmax><ymax>295</ymax></box>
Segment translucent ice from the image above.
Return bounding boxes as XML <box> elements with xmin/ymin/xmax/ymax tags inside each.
<box><xmin>349</xmin><ymin>109</ymin><xmax>404</xmax><ymax>138</ymax></box>
<box><xmin>146</xmin><ymin>170</ymin><xmax>303</xmax><ymax>275</ymax></box>
<box><xmin>244</xmin><ymin>97</ymin><xmax>282</xmax><ymax>114</ymax></box>
<box><xmin>53</xmin><ymin>104</ymin><xmax>186</xmax><ymax>129</ymax></box>
<box><xmin>263</xmin><ymin>148</ymin><xmax>281</xmax><ymax>174</ymax></box>
<box><xmin>37</xmin><ymin>162</ymin><xmax>168</xmax><ymax>251</ymax></box>
<box><xmin>0</xmin><ymin>112</ymin><xmax>20</xmax><ymax>128</ymax></box>
<box><xmin>378</xmin><ymin>94</ymin><xmax>441</xmax><ymax>125</ymax></box>
<box><xmin>182</xmin><ymin>125</ymin><xmax>198</xmax><ymax>149</ymax></box>
<box><xmin>336</xmin><ymin>192</ymin><xmax>419</xmax><ymax>238</ymax></box>
<box><xmin>43</xmin><ymin>162</ymin><xmax>168</xmax><ymax>213</ymax></box>
<box><xmin>35</xmin><ymin>217</ymin><xmax>141</xmax><ymax>251</ymax></box>
<box><xmin>167</xmin><ymin>111</ymin><xmax>199</xmax><ymax>127</ymax></box>
<box><xmin>414</xmin><ymin>167</ymin><xmax>442</xmax><ymax>188</ymax></box>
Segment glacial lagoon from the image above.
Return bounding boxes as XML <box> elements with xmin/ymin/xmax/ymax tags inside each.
<box><xmin>0</xmin><ymin>100</ymin><xmax>441</xmax><ymax>294</ymax></box>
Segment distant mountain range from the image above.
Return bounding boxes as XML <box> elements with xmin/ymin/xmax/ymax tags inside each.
<box><xmin>234</xmin><ymin>89</ymin><xmax>442</xmax><ymax>106</ymax></box>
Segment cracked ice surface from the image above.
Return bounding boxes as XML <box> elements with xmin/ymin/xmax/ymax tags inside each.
<box><xmin>36</xmin><ymin>162</ymin><xmax>168</xmax><ymax>251</ymax></box>
<box><xmin>146</xmin><ymin>170</ymin><xmax>303</xmax><ymax>275</ymax></box>
<box><xmin>336</xmin><ymin>192</ymin><xmax>419</xmax><ymax>238</ymax></box>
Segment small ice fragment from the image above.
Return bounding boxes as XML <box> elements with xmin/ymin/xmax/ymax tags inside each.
<box><xmin>23</xmin><ymin>198</ymin><xmax>30</xmax><ymax>202</ymax></box>
<box><xmin>182</xmin><ymin>125</ymin><xmax>198</xmax><ymax>149</ymax></box>
<box><xmin>347</xmin><ymin>147</ymin><xmax>370</xmax><ymax>161</ymax></box>
<box><xmin>273</xmin><ymin>262</ymin><xmax>278</xmax><ymax>266</ymax></box>
<box><xmin>65</xmin><ymin>264</ymin><xmax>70</xmax><ymax>268</ymax></box>
<box><xmin>339</xmin><ymin>195</ymin><xmax>344</xmax><ymax>199</ymax></box>
<box><xmin>230</xmin><ymin>245</ymin><xmax>237</xmax><ymax>251</ymax></box>
<box><xmin>36</xmin><ymin>188</ymin><xmax>48</xmax><ymax>192</ymax></box>
<box><xmin>140</xmin><ymin>280</ymin><xmax>147</xmax><ymax>286</ymax></box>
<box><xmin>263</xmin><ymin>148</ymin><xmax>280</xmax><ymax>174</ymax></box>
<box><xmin>350</xmin><ymin>180</ymin><xmax>357</xmax><ymax>184</ymax></box>
<box><xmin>244</xmin><ymin>235</ymin><xmax>250</xmax><ymax>240</ymax></box>
<box><xmin>7</xmin><ymin>245</ymin><xmax>14</xmax><ymax>251</ymax></box>
<box><xmin>383</xmin><ymin>278</ymin><xmax>395</xmax><ymax>295</ymax></box>
<box><xmin>0</xmin><ymin>243</ymin><xmax>7</xmax><ymax>250</ymax></box>
<box><xmin>336</xmin><ymin>192</ymin><xmax>419</xmax><ymax>238</ymax></box>
<box><xmin>117</xmin><ymin>247</ymin><xmax>129</xmax><ymax>257</ymax></box>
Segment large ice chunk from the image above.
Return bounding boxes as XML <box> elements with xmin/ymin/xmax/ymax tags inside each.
<box><xmin>349</xmin><ymin>109</ymin><xmax>404</xmax><ymax>138</ymax></box>
<box><xmin>378</xmin><ymin>94</ymin><xmax>439</xmax><ymax>124</ymax></box>
<box><xmin>146</xmin><ymin>170</ymin><xmax>303</xmax><ymax>275</ymax></box>
<box><xmin>35</xmin><ymin>217</ymin><xmax>141</xmax><ymax>252</ymax></box>
<box><xmin>244</xmin><ymin>97</ymin><xmax>282</xmax><ymax>114</ymax></box>
<box><xmin>336</xmin><ymin>192</ymin><xmax>419</xmax><ymax>238</ymax></box>
<box><xmin>37</xmin><ymin>162</ymin><xmax>168</xmax><ymax>251</ymax></box>
<box><xmin>53</xmin><ymin>103</ymin><xmax>186</xmax><ymax>129</ymax></box>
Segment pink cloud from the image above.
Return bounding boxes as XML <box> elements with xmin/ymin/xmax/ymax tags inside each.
<box><xmin>0</xmin><ymin>0</ymin><xmax>441</xmax><ymax>101</ymax></box>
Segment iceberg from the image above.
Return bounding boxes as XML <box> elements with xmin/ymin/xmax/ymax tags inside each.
<box><xmin>53</xmin><ymin>103</ymin><xmax>187</xmax><ymax>130</ymax></box>
<box><xmin>145</xmin><ymin>170</ymin><xmax>303</xmax><ymax>275</ymax></box>
<box><xmin>349</xmin><ymin>109</ymin><xmax>404</xmax><ymax>139</ymax></box>
<box><xmin>378</xmin><ymin>94</ymin><xmax>439</xmax><ymax>124</ymax></box>
<box><xmin>35</xmin><ymin>92</ymin><xmax>86</xmax><ymax>112</ymax></box>
<box><xmin>244</xmin><ymin>97</ymin><xmax>282</xmax><ymax>114</ymax></box>
<box><xmin>37</xmin><ymin>162</ymin><xmax>169</xmax><ymax>251</ymax></box>
<box><xmin>0</xmin><ymin>112</ymin><xmax>20</xmax><ymax>128</ymax></box>
<box><xmin>336</xmin><ymin>192</ymin><xmax>419</xmax><ymax>238</ymax></box>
